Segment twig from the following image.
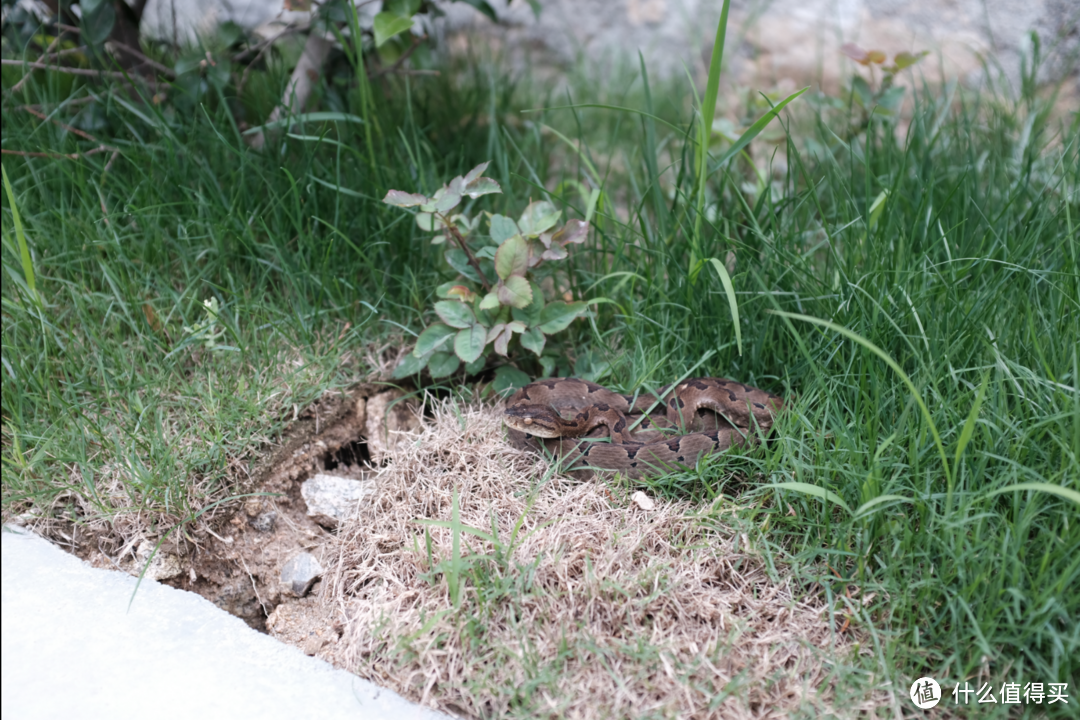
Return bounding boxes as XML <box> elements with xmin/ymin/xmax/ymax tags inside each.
<box><xmin>7</xmin><ymin>106</ymin><xmax>121</xmax><ymax>170</ymax></box>
<box><xmin>16</xmin><ymin>96</ymin><xmax>99</xmax><ymax>112</ymax></box>
<box><xmin>42</xmin><ymin>46</ymin><xmax>89</xmax><ymax>62</ymax></box>
<box><xmin>22</xmin><ymin>105</ymin><xmax>102</xmax><ymax>143</ymax></box>
<box><xmin>237</xmin><ymin>25</ymin><xmax>302</xmax><ymax>98</ymax></box>
<box><xmin>10</xmin><ymin>35</ymin><xmax>63</xmax><ymax>94</ymax></box>
<box><xmin>2</xmin><ymin>59</ymin><xmax>134</xmax><ymax>80</ymax></box>
<box><xmin>445</xmin><ymin>219</ymin><xmax>492</xmax><ymax>291</ymax></box>
<box><xmin>110</xmin><ymin>41</ymin><xmax>177</xmax><ymax>79</ymax></box>
<box><xmin>232</xmin><ymin>24</ymin><xmax>302</xmax><ymax>64</ymax></box>
<box><xmin>1</xmin><ymin>146</ymin><xmax>113</xmax><ymax>160</ymax></box>
<box><xmin>369</xmin><ymin>35</ymin><xmax>426</xmax><ymax>79</ymax></box>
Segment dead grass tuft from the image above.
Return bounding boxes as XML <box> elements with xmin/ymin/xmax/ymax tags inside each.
<box><xmin>325</xmin><ymin>399</ymin><xmax>885</xmax><ymax>718</ymax></box>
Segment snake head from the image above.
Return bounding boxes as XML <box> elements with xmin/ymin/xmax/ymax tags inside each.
<box><xmin>503</xmin><ymin>403</ymin><xmax>566</xmax><ymax>438</ymax></box>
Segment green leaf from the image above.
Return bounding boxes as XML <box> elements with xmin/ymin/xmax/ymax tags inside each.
<box><xmin>707</xmin><ymin>258</ymin><xmax>742</xmax><ymax>356</ymax></box>
<box><xmin>520</xmin><ymin>327</ymin><xmax>545</xmax><ymax>356</ymax></box>
<box><xmin>707</xmin><ymin>87</ymin><xmax>807</xmax><ymax>178</ymax></box>
<box><xmin>893</xmin><ymin>50</ymin><xmax>927</xmax><ymax>70</ymax></box>
<box><xmin>445</xmin><ymin>249</ymin><xmax>482</xmax><ymax>283</ymax></box>
<box><xmin>1</xmin><ymin>164</ymin><xmax>37</xmax><ymax>303</ymax></box>
<box><xmin>851</xmin><ymin>75</ymin><xmax>873</xmax><ymax>107</ymax></box>
<box><xmin>416</xmin><ymin>212</ymin><xmax>438</xmax><ymax>231</ymax></box>
<box><xmin>478</xmin><ymin>292</ymin><xmax>500</xmax><ymax>310</ymax></box>
<box><xmin>244</xmin><ymin>112</ymin><xmax>367</xmax><ymax>135</ymax></box>
<box><xmin>574</xmin><ymin>350</ymin><xmax>610</xmax><ymax>382</ymax></box>
<box><xmin>428</xmin><ymin>351</ymin><xmax>460</xmax><ymax>378</ymax></box>
<box><xmin>767</xmin><ymin>482</ymin><xmax>852</xmax><ymax>514</ymax></box>
<box><xmin>383</xmin><ymin>190</ymin><xmax>428</xmax><ymax>207</ymax></box>
<box><xmin>489</xmin><ymin>215</ymin><xmax>519</xmax><ymax>244</ymax></box>
<box><xmin>81</xmin><ymin>0</ymin><xmax>115</xmax><ymax>45</ymax></box>
<box><xmin>853</xmin><ymin>494</ymin><xmax>914</xmax><ymax>518</ymax></box>
<box><xmin>459</xmin><ymin>0</ymin><xmax>499</xmax><ymax>22</ymax></box>
<box><xmin>867</xmin><ymin>190</ymin><xmax>890</xmax><ymax>231</ymax></box>
<box><xmin>876</xmin><ymin>86</ymin><xmax>906</xmax><ymax>114</ymax></box>
<box><xmin>538</xmin><ymin>301</ymin><xmax>587</xmax><ymax>334</ymax></box>
<box><xmin>434</xmin><ymin>300</ymin><xmax>476</xmax><ymax>329</ymax></box>
<box><xmin>487</xmin><ymin>323</ymin><xmax>512</xmax><ymax>356</ymax></box>
<box><xmin>414</xmin><ymin>323</ymin><xmax>456</xmax><ymax>356</ymax></box>
<box><xmin>373</xmin><ymin>12</ymin><xmax>414</xmax><ymax>47</ymax></box>
<box><xmin>454</xmin><ymin>324</ymin><xmax>487</xmax><ymax>363</ymax></box>
<box><xmin>494</xmin><ymin>235</ymin><xmax>529</xmax><ymax>280</ymax></box>
<box><xmin>464</xmin><ymin>356</ymin><xmax>486</xmax><ymax>374</ymax></box>
<box><xmin>387</xmin><ymin>0</ymin><xmax>422</xmax><ymax>15</ymax></box>
<box><xmin>464</xmin><ymin>177</ymin><xmax>500</xmax><ymax>198</ymax></box>
<box><xmin>538</xmin><ymin>355</ymin><xmax>557</xmax><ymax>377</ymax></box>
<box><xmin>435</xmin><ymin>282</ymin><xmax>458</xmax><ymax>298</ymax></box>
<box><xmin>693</xmin><ymin>0</ymin><xmax>731</xmax><ymax>242</ymax></box>
<box><xmin>517</xmin><ymin>201</ymin><xmax>561</xmax><ymax>237</ymax></box>
<box><xmin>431</xmin><ymin>185</ymin><xmax>462</xmax><ymax>213</ymax></box>
<box><xmin>954</xmin><ymin>372</ymin><xmax>990</xmax><ymax>471</ymax></box>
<box><xmin>497</xmin><ymin>276</ymin><xmax>533</xmax><ymax>308</ymax></box>
<box><xmin>511</xmin><ymin>281</ymin><xmax>545</xmax><ymax>326</ymax></box>
<box><xmin>547</xmin><ymin>219</ymin><xmax>588</xmax><ymax>248</ymax></box>
<box><xmin>462</xmin><ymin>162</ymin><xmax>490</xmax><ymax>183</ymax></box>
<box><xmin>980</xmin><ymin>483</ymin><xmax>1080</xmax><ymax>507</ymax></box>
<box><xmin>493</xmin><ymin>366</ymin><xmax>531</xmax><ymax>395</ymax></box>
<box><xmin>393</xmin><ymin>350</ymin><xmax>430</xmax><ymax>378</ymax></box>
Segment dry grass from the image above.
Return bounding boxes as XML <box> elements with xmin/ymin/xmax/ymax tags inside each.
<box><xmin>324</xmin><ymin>399</ymin><xmax>888</xmax><ymax>718</ymax></box>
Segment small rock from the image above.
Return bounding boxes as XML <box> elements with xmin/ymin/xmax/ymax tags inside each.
<box><xmin>280</xmin><ymin>553</ymin><xmax>324</xmax><ymax>597</ymax></box>
<box><xmin>243</xmin><ymin>497</ymin><xmax>263</xmax><ymax>517</ymax></box>
<box><xmin>301</xmin><ymin>473</ymin><xmax>374</xmax><ymax>529</ymax></box>
<box><xmin>131</xmin><ymin>540</ymin><xmax>183</xmax><ymax>581</ymax></box>
<box><xmin>249</xmin><ymin>510</ymin><xmax>278</xmax><ymax>533</ymax></box>
<box><xmin>302</xmin><ymin>631</ymin><xmax>328</xmax><ymax>656</ymax></box>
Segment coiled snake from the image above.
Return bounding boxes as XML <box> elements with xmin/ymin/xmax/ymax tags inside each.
<box><xmin>504</xmin><ymin>377</ymin><xmax>783</xmax><ymax>479</ymax></box>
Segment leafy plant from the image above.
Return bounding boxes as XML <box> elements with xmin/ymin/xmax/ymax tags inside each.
<box><xmin>383</xmin><ymin>162</ymin><xmax>594</xmax><ymax>386</ymax></box>
<box><xmin>182</xmin><ymin>297</ymin><xmax>228</xmax><ymax>350</ymax></box>
<box><xmin>837</xmin><ymin>43</ymin><xmax>928</xmax><ymax>132</ymax></box>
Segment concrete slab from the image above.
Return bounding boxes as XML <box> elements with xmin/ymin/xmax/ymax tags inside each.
<box><xmin>1</xmin><ymin>526</ymin><xmax>448</xmax><ymax>720</ymax></box>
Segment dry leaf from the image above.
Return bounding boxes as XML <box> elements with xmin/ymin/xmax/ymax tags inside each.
<box><xmin>631</xmin><ymin>491</ymin><xmax>656</xmax><ymax>511</ymax></box>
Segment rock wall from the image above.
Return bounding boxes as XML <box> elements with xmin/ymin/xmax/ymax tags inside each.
<box><xmin>142</xmin><ymin>0</ymin><xmax>1078</xmax><ymax>91</ymax></box>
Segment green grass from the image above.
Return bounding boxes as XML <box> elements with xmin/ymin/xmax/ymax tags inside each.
<box><xmin>3</xmin><ymin>28</ymin><xmax>1078</xmax><ymax>718</ymax></box>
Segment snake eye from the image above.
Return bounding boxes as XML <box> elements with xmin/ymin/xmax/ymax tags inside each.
<box><xmin>524</xmin><ymin>418</ymin><xmax>533</xmax><ymax>425</ymax></box>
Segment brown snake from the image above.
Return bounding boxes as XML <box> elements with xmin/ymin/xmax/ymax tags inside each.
<box><xmin>504</xmin><ymin>377</ymin><xmax>784</xmax><ymax>479</ymax></box>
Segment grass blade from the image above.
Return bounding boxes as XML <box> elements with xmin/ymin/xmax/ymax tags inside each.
<box><xmin>708</xmin><ymin>87</ymin><xmax>808</xmax><ymax>177</ymax></box>
<box><xmin>693</xmin><ymin>0</ymin><xmax>731</xmax><ymax>245</ymax></box>
<box><xmin>707</xmin><ymin>257</ymin><xmax>741</xmax><ymax>355</ymax></box>
<box><xmin>954</xmin><ymin>371</ymin><xmax>990</xmax><ymax>471</ymax></box>
<box><xmin>853</xmin><ymin>494</ymin><xmax>914</xmax><ymax>518</ymax></box>
<box><xmin>1</xmin><ymin>163</ymin><xmax>37</xmax><ymax>305</ymax></box>
<box><xmin>766</xmin><ymin>481</ymin><xmax>851</xmax><ymax>514</ymax></box>
<box><xmin>981</xmin><ymin>482</ymin><xmax>1080</xmax><ymax>507</ymax></box>
<box><xmin>768</xmin><ymin>310</ymin><xmax>953</xmax><ymax>505</ymax></box>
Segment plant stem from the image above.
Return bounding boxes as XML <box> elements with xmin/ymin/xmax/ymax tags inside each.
<box><xmin>443</xmin><ymin>215</ymin><xmax>492</xmax><ymax>291</ymax></box>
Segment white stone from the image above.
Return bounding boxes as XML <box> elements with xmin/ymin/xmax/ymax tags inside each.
<box><xmin>301</xmin><ymin>473</ymin><xmax>375</xmax><ymax>529</ymax></box>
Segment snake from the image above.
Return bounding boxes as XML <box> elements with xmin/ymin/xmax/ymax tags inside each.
<box><xmin>504</xmin><ymin>377</ymin><xmax>784</xmax><ymax>479</ymax></box>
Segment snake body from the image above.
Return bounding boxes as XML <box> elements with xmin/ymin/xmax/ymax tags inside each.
<box><xmin>504</xmin><ymin>377</ymin><xmax>783</xmax><ymax>479</ymax></box>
